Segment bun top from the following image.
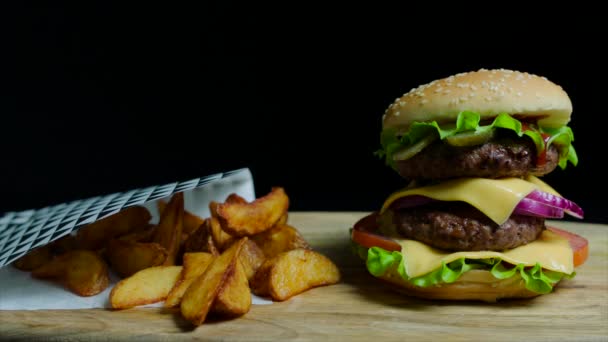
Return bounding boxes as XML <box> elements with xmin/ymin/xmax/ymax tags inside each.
<box><xmin>382</xmin><ymin>69</ymin><xmax>572</xmax><ymax>131</ymax></box>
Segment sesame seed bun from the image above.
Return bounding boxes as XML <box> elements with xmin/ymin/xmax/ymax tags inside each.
<box><xmin>382</xmin><ymin>69</ymin><xmax>572</xmax><ymax>131</ymax></box>
<box><xmin>379</xmin><ymin>268</ymin><xmax>543</xmax><ymax>303</ymax></box>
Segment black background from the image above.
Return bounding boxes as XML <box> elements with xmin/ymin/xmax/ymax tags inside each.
<box><xmin>3</xmin><ymin>3</ymin><xmax>607</xmax><ymax>222</ymax></box>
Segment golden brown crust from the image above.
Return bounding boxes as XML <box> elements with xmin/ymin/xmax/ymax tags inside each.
<box><xmin>379</xmin><ymin>269</ymin><xmax>543</xmax><ymax>302</ymax></box>
<box><xmin>382</xmin><ymin>69</ymin><xmax>572</xmax><ymax>131</ymax></box>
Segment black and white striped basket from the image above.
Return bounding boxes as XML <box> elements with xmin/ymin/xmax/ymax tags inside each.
<box><xmin>0</xmin><ymin>168</ymin><xmax>254</xmax><ymax>268</ymax></box>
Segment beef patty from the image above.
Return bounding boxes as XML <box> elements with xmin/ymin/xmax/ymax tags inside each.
<box><xmin>395</xmin><ymin>136</ymin><xmax>559</xmax><ymax>180</ymax></box>
<box><xmin>384</xmin><ymin>202</ymin><xmax>545</xmax><ymax>251</ymax></box>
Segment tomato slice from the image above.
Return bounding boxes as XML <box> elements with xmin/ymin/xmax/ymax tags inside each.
<box><xmin>547</xmin><ymin>226</ymin><xmax>589</xmax><ymax>267</ymax></box>
<box><xmin>351</xmin><ymin>229</ymin><xmax>402</xmax><ymax>252</ymax></box>
<box><xmin>351</xmin><ymin>212</ymin><xmax>401</xmax><ymax>252</ymax></box>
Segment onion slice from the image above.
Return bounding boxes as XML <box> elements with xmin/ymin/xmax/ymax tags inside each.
<box><xmin>388</xmin><ymin>189</ymin><xmax>583</xmax><ymax>220</ymax></box>
<box><xmin>523</xmin><ymin>190</ymin><xmax>584</xmax><ymax>219</ymax></box>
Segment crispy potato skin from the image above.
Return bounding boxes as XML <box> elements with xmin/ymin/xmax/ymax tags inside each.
<box><xmin>251</xmin><ymin>249</ymin><xmax>340</xmax><ymax>301</ymax></box>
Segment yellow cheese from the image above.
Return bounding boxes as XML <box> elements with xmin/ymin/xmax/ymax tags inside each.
<box><xmin>395</xmin><ymin>230</ymin><xmax>574</xmax><ymax>278</ymax></box>
<box><xmin>525</xmin><ymin>175</ymin><xmax>561</xmax><ymax>197</ymax></box>
<box><xmin>381</xmin><ymin>177</ymin><xmax>540</xmax><ymax>225</ymax></box>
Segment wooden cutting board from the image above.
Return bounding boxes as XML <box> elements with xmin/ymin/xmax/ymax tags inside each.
<box><xmin>0</xmin><ymin>212</ymin><xmax>606</xmax><ymax>341</ymax></box>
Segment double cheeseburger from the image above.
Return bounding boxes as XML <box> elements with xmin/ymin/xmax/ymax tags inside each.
<box><xmin>352</xmin><ymin>69</ymin><xmax>588</xmax><ymax>302</ymax></box>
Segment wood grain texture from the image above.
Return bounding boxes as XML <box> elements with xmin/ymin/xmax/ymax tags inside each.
<box><xmin>0</xmin><ymin>212</ymin><xmax>606</xmax><ymax>341</ymax></box>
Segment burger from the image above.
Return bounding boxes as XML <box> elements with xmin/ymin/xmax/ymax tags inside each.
<box><xmin>351</xmin><ymin>69</ymin><xmax>588</xmax><ymax>302</ymax></box>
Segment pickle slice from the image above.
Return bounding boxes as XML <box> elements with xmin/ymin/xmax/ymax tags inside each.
<box><xmin>392</xmin><ymin>135</ymin><xmax>437</xmax><ymax>161</ymax></box>
<box><xmin>445</xmin><ymin>128</ymin><xmax>495</xmax><ymax>147</ymax></box>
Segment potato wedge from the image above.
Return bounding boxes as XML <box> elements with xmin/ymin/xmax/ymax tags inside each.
<box><xmin>165</xmin><ymin>252</ymin><xmax>215</xmax><ymax>308</ymax></box>
<box><xmin>32</xmin><ymin>250</ymin><xmax>109</xmax><ymax>296</ymax></box>
<box><xmin>216</xmin><ymin>187</ymin><xmax>289</xmax><ymax>237</ymax></box>
<box><xmin>76</xmin><ymin>206</ymin><xmax>152</xmax><ymax>250</ymax></box>
<box><xmin>117</xmin><ymin>226</ymin><xmax>156</xmax><ymax>243</ymax></box>
<box><xmin>153</xmin><ymin>193</ymin><xmax>184</xmax><ymax>265</ymax></box>
<box><xmin>13</xmin><ymin>245</ymin><xmax>52</xmax><ymax>271</ymax></box>
<box><xmin>49</xmin><ymin>235</ymin><xmax>78</xmax><ymax>255</ymax></box>
<box><xmin>251</xmin><ymin>249</ymin><xmax>340</xmax><ymax>301</ymax></box>
<box><xmin>157</xmin><ymin>200</ymin><xmax>204</xmax><ymax>236</ymax></box>
<box><xmin>277</xmin><ymin>212</ymin><xmax>288</xmax><ymax>225</ymax></box>
<box><xmin>239</xmin><ymin>239</ymin><xmax>266</xmax><ymax>281</ymax></box>
<box><xmin>181</xmin><ymin>238</ymin><xmax>247</xmax><ymax>326</ymax></box>
<box><xmin>209</xmin><ymin>216</ymin><xmax>234</xmax><ymax>251</ymax></box>
<box><xmin>251</xmin><ymin>224</ymin><xmax>311</xmax><ymax>258</ymax></box>
<box><xmin>183</xmin><ymin>219</ymin><xmax>220</xmax><ymax>255</ymax></box>
<box><xmin>105</xmin><ymin>239</ymin><xmax>168</xmax><ymax>278</ymax></box>
<box><xmin>110</xmin><ymin>266</ymin><xmax>182</xmax><ymax>309</ymax></box>
<box><xmin>213</xmin><ymin>259</ymin><xmax>251</xmax><ymax>317</ymax></box>
<box><xmin>225</xmin><ymin>193</ymin><xmax>248</xmax><ymax>204</ymax></box>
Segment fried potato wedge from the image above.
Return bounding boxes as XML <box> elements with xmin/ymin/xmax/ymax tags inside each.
<box><xmin>105</xmin><ymin>239</ymin><xmax>168</xmax><ymax>278</ymax></box>
<box><xmin>225</xmin><ymin>193</ymin><xmax>248</xmax><ymax>204</ymax></box>
<box><xmin>49</xmin><ymin>235</ymin><xmax>78</xmax><ymax>255</ymax></box>
<box><xmin>110</xmin><ymin>266</ymin><xmax>182</xmax><ymax>309</ymax></box>
<box><xmin>213</xmin><ymin>259</ymin><xmax>251</xmax><ymax>317</ymax></box>
<box><xmin>181</xmin><ymin>238</ymin><xmax>247</xmax><ymax>326</ymax></box>
<box><xmin>157</xmin><ymin>200</ymin><xmax>204</xmax><ymax>236</ymax></box>
<box><xmin>251</xmin><ymin>224</ymin><xmax>311</xmax><ymax>258</ymax></box>
<box><xmin>76</xmin><ymin>206</ymin><xmax>151</xmax><ymax>250</ymax></box>
<box><xmin>183</xmin><ymin>219</ymin><xmax>219</xmax><ymax>255</ymax></box>
<box><xmin>239</xmin><ymin>239</ymin><xmax>266</xmax><ymax>281</ymax></box>
<box><xmin>13</xmin><ymin>245</ymin><xmax>52</xmax><ymax>271</ymax></box>
<box><xmin>209</xmin><ymin>216</ymin><xmax>234</xmax><ymax>251</ymax></box>
<box><xmin>277</xmin><ymin>212</ymin><xmax>288</xmax><ymax>225</ymax></box>
<box><xmin>165</xmin><ymin>252</ymin><xmax>215</xmax><ymax>308</ymax></box>
<box><xmin>117</xmin><ymin>226</ymin><xmax>156</xmax><ymax>243</ymax></box>
<box><xmin>153</xmin><ymin>193</ymin><xmax>184</xmax><ymax>265</ymax></box>
<box><xmin>216</xmin><ymin>187</ymin><xmax>289</xmax><ymax>237</ymax></box>
<box><xmin>32</xmin><ymin>250</ymin><xmax>109</xmax><ymax>296</ymax></box>
<box><xmin>251</xmin><ymin>249</ymin><xmax>340</xmax><ymax>301</ymax></box>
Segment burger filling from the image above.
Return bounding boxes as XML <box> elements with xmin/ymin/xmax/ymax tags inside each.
<box><xmin>378</xmin><ymin>111</ymin><xmax>577</xmax><ymax>174</ymax></box>
<box><xmin>394</xmin><ymin>135</ymin><xmax>559</xmax><ymax>180</ymax></box>
<box><xmin>381</xmin><ymin>202</ymin><xmax>545</xmax><ymax>251</ymax></box>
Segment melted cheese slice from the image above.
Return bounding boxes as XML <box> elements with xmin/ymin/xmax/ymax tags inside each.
<box><xmin>395</xmin><ymin>230</ymin><xmax>574</xmax><ymax>278</ymax></box>
<box><xmin>381</xmin><ymin>177</ymin><xmax>560</xmax><ymax>225</ymax></box>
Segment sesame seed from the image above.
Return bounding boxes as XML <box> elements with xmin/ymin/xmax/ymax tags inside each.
<box><xmin>459</xmin><ymin>96</ymin><xmax>468</xmax><ymax>102</ymax></box>
<box><xmin>421</xmin><ymin>99</ymin><xmax>428</xmax><ymax>104</ymax></box>
<box><xmin>491</xmin><ymin>70</ymin><xmax>497</xmax><ymax>74</ymax></box>
<box><xmin>399</xmin><ymin>101</ymin><xmax>406</xmax><ymax>106</ymax></box>
<box><xmin>443</xmin><ymin>90</ymin><xmax>451</xmax><ymax>94</ymax></box>
<box><xmin>516</xmin><ymin>92</ymin><xmax>522</xmax><ymax>97</ymax></box>
<box><xmin>469</xmin><ymin>92</ymin><xmax>476</xmax><ymax>97</ymax></box>
<box><xmin>394</xmin><ymin>111</ymin><xmax>400</xmax><ymax>116</ymax></box>
<box><xmin>485</xmin><ymin>96</ymin><xmax>493</xmax><ymax>102</ymax></box>
<box><xmin>470</xmin><ymin>85</ymin><xmax>478</xmax><ymax>91</ymax></box>
<box><xmin>434</xmin><ymin>87</ymin><xmax>443</xmax><ymax>93</ymax></box>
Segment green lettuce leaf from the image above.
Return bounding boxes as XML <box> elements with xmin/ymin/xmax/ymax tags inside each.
<box><xmin>379</xmin><ymin>111</ymin><xmax>577</xmax><ymax>169</ymax></box>
<box><xmin>354</xmin><ymin>242</ymin><xmax>574</xmax><ymax>295</ymax></box>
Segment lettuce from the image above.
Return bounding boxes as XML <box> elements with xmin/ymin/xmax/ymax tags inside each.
<box><xmin>354</xmin><ymin>242</ymin><xmax>574</xmax><ymax>295</ymax></box>
<box><xmin>378</xmin><ymin>111</ymin><xmax>577</xmax><ymax>169</ymax></box>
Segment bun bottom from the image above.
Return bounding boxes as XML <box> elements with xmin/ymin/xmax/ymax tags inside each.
<box><xmin>378</xmin><ymin>269</ymin><xmax>545</xmax><ymax>302</ymax></box>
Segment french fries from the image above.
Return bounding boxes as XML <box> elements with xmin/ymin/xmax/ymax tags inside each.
<box><xmin>105</xmin><ymin>239</ymin><xmax>168</xmax><ymax>278</ymax></box>
<box><xmin>251</xmin><ymin>249</ymin><xmax>340</xmax><ymax>301</ymax></box>
<box><xmin>215</xmin><ymin>187</ymin><xmax>289</xmax><ymax>237</ymax></box>
<box><xmin>153</xmin><ymin>193</ymin><xmax>184</xmax><ymax>265</ymax></box>
<box><xmin>165</xmin><ymin>252</ymin><xmax>215</xmax><ymax>308</ymax></box>
<box><xmin>31</xmin><ymin>250</ymin><xmax>109</xmax><ymax>296</ymax></box>
<box><xmin>76</xmin><ymin>206</ymin><xmax>151</xmax><ymax>250</ymax></box>
<box><xmin>181</xmin><ymin>238</ymin><xmax>248</xmax><ymax>326</ymax></box>
<box><xmin>13</xmin><ymin>245</ymin><xmax>52</xmax><ymax>271</ymax></box>
<box><xmin>251</xmin><ymin>223</ymin><xmax>311</xmax><ymax>258</ymax></box>
<box><xmin>110</xmin><ymin>266</ymin><xmax>182</xmax><ymax>309</ymax></box>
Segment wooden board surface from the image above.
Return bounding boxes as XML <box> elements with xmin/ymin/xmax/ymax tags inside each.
<box><xmin>0</xmin><ymin>212</ymin><xmax>606</xmax><ymax>341</ymax></box>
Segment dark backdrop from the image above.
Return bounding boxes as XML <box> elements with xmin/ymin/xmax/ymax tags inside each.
<box><xmin>4</xmin><ymin>3</ymin><xmax>607</xmax><ymax>223</ymax></box>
